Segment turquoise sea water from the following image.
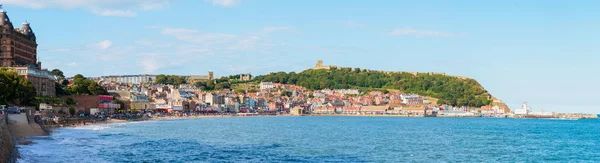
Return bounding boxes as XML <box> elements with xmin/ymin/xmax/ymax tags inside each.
<box><xmin>17</xmin><ymin>117</ymin><xmax>600</xmax><ymax>162</ymax></box>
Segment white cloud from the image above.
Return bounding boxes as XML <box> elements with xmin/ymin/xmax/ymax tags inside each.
<box><xmin>262</xmin><ymin>26</ymin><xmax>294</xmax><ymax>33</ymax></box>
<box><xmin>44</xmin><ymin>48</ymin><xmax>72</xmax><ymax>52</ymax></box>
<box><xmin>157</xmin><ymin>26</ymin><xmax>291</xmax><ymax>53</ymax></box>
<box><xmin>341</xmin><ymin>20</ymin><xmax>365</xmax><ymax>28</ymax></box>
<box><xmin>207</xmin><ymin>0</ymin><xmax>239</xmax><ymax>7</ymax></box>
<box><xmin>2</xmin><ymin>0</ymin><xmax>173</xmax><ymax>17</ymax></box>
<box><xmin>135</xmin><ymin>39</ymin><xmax>173</xmax><ymax>48</ymax></box>
<box><xmin>42</xmin><ymin>25</ymin><xmax>300</xmax><ymax>76</ymax></box>
<box><xmin>159</xmin><ymin>27</ymin><xmax>239</xmax><ymax>45</ymax></box>
<box><xmin>0</xmin><ymin>0</ymin><xmax>46</xmax><ymax>9</ymax></box>
<box><xmin>389</xmin><ymin>27</ymin><xmax>455</xmax><ymax>37</ymax></box>
<box><xmin>66</xmin><ymin>62</ymin><xmax>78</xmax><ymax>67</ymax></box>
<box><xmin>91</xmin><ymin>9</ymin><xmax>137</xmax><ymax>17</ymax></box>
<box><xmin>90</xmin><ymin>40</ymin><xmax>113</xmax><ymax>49</ymax></box>
<box><xmin>139</xmin><ymin>0</ymin><xmax>171</xmax><ymax>10</ymax></box>
<box><xmin>138</xmin><ymin>58</ymin><xmax>160</xmax><ymax>73</ymax></box>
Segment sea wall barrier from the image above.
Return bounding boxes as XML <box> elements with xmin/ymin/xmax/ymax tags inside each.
<box><xmin>0</xmin><ymin>114</ymin><xmax>18</xmax><ymax>163</ymax></box>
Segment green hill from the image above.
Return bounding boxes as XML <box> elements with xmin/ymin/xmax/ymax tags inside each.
<box><xmin>254</xmin><ymin>68</ymin><xmax>493</xmax><ymax>107</ymax></box>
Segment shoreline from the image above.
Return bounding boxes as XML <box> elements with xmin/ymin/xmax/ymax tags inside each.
<box><xmin>28</xmin><ymin>113</ymin><xmax>600</xmax><ymax>136</ymax></box>
<box><xmin>42</xmin><ymin>114</ymin><xmax>250</xmax><ymax>130</ymax></box>
<box><xmin>41</xmin><ymin>113</ymin><xmax>599</xmax><ymax>131</ymax></box>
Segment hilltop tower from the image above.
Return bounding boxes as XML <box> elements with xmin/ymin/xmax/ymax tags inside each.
<box><xmin>208</xmin><ymin>71</ymin><xmax>214</xmax><ymax>80</ymax></box>
<box><xmin>316</xmin><ymin>60</ymin><xmax>323</xmax><ymax>67</ymax></box>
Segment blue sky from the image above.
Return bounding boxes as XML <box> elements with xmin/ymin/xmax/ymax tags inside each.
<box><xmin>2</xmin><ymin>0</ymin><xmax>599</xmax><ymax>113</ymax></box>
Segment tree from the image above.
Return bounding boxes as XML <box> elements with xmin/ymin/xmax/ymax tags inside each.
<box><xmin>381</xmin><ymin>89</ymin><xmax>389</xmax><ymax>94</ymax></box>
<box><xmin>214</xmin><ymin>82</ymin><xmax>231</xmax><ymax>90</ymax></box>
<box><xmin>55</xmin><ymin>82</ymin><xmax>69</xmax><ymax>96</ymax></box>
<box><xmin>234</xmin><ymin>88</ymin><xmax>245</xmax><ymax>94</ymax></box>
<box><xmin>282</xmin><ymin>91</ymin><xmax>293</xmax><ymax>97</ymax></box>
<box><xmin>60</xmin><ymin>79</ymin><xmax>69</xmax><ymax>86</ymax></box>
<box><xmin>155</xmin><ymin>74</ymin><xmax>187</xmax><ymax>85</ymax></box>
<box><xmin>66</xmin><ymin>74</ymin><xmax>108</xmax><ymax>95</ymax></box>
<box><xmin>205</xmin><ymin>81</ymin><xmax>215</xmax><ymax>90</ymax></box>
<box><xmin>65</xmin><ymin>97</ymin><xmax>77</xmax><ymax>105</ymax></box>
<box><xmin>69</xmin><ymin>106</ymin><xmax>76</xmax><ymax>115</ymax></box>
<box><xmin>0</xmin><ymin>68</ymin><xmax>37</xmax><ymax>105</ymax></box>
<box><xmin>51</xmin><ymin>69</ymin><xmax>65</xmax><ymax>80</ymax></box>
<box><xmin>194</xmin><ymin>81</ymin><xmax>207</xmax><ymax>90</ymax></box>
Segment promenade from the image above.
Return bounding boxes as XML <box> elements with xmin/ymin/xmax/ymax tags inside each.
<box><xmin>7</xmin><ymin>114</ymin><xmax>47</xmax><ymax>137</ymax></box>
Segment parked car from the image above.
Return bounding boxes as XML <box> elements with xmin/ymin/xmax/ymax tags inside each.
<box><xmin>8</xmin><ymin>109</ymin><xmax>20</xmax><ymax>114</ymax></box>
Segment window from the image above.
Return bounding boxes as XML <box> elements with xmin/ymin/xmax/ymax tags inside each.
<box><xmin>1</xmin><ymin>46</ymin><xmax>5</xmax><ymax>51</ymax></box>
<box><xmin>1</xmin><ymin>40</ymin><xmax>4</xmax><ymax>45</ymax></box>
<box><xmin>1</xmin><ymin>61</ymin><xmax>6</xmax><ymax>67</ymax></box>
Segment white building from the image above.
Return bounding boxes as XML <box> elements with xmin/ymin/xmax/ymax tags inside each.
<box><xmin>260</xmin><ymin>82</ymin><xmax>275</xmax><ymax>90</ymax></box>
<box><xmin>514</xmin><ymin>102</ymin><xmax>530</xmax><ymax>115</ymax></box>
<box><xmin>400</xmin><ymin>94</ymin><xmax>423</xmax><ymax>105</ymax></box>
<box><xmin>95</xmin><ymin>74</ymin><xmax>157</xmax><ymax>84</ymax></box>
<box><xmin>334</xmin><ymin>89</ymin><xmax>360</xmax><ymax>95</ymax></box>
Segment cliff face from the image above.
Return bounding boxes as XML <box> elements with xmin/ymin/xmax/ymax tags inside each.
<box><xmin>490</xmin><ymin>96</ymin><xmax>511</xmax><ymax>113</ymax></box>
<box><xmin>0</xmin><ymin>116</ymin><xmax>18</xmax><ymax>163</ymax></box>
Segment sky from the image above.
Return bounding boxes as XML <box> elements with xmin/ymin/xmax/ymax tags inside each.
<box><xmin>1</xmin><ymin>0</ymin><xmax>599</xmax><ymax>113</ymax></box>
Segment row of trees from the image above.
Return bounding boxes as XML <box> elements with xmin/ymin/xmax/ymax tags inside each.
<box><xmin>67</xmin><ymin>74</ymin><xmax>108</xmax><ymax>95</ymax></box>
<box><xmin>156</xmin><ymin>74</ymin><xmax>251</xmax><ymax>91</ymax></box>
<box><xmin>51</xmin><ymin>69</ymin><xmax>107</xmax><ymax>96</ymax></box>
<box><xmin>0</xmin><ymin>68</ymin><xmax>37</xmax><ymax>105</ymax></box>
<box><xmin>194</xmin><ymin>80</ymin><xmax>231</xmax><ymax>91</ymax></box>
<box><xmin>253</xmin><ymin>68</ymin><xmax>491</xmax><ymax>107</ymax></box>
<box><xmin>155</xmin><ymin>74</ymin><xmax>187</xmax><ymax>85</ymax></box>
<box><xmin>0</xmin><ymin>68</ymin><xmax>109</xmax><ymax>106</ymax></box>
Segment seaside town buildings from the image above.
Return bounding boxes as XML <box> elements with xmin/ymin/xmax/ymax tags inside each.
<box><xmin>56</xmin><ymin>58</ymin><xmax>514</xmax><ymax>117</ymax></box>
<box><xmin>69</xmin><ymin>59</ymin><xmax>510</xmax><ymax>116</ymax></box>
<box><xmin>0</xmin><ymin>8</ymin><xmax>56</xmax><ymax>96</ymax></box>
<box><xmin>82</xmin><ymin>69</ymin><xmax>516</xmax><ymax>118</ymax></box>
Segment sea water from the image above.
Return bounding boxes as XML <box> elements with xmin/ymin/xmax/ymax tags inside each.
<box><xmin>17</xmin><ymin>117</ymin><xmax>600</xmax><ymax>162</ymax></box>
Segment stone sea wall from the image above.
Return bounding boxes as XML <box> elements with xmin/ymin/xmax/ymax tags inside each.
<box><xmin>0</xmin><ymin>115</ymin><xmax>18</xmax><ymax>163</ymax></box>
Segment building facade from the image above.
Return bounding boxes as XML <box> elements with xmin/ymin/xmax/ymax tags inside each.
<box><xmin>260</xmin><ymin>82</ymin><xmax>274</xmax><ymax>90</ymax></box>
<box><xmin>0</xmin><ymin>8</ymin><xmax>56</xmax><ymax>96</ymax></box>
<box><xmin>7</xmin><ymin>66</ymin><xmax>55</xmax><ymax>96</ymax></box>
<box><xmin>187</xmin><ymin>71</ymin><xmax>214</xmax><ymax>84</ymax></box>
<box><xmin>93</xmin><ymin>74</ymin><xmax>157</xmax><ymax>84</ymax></box>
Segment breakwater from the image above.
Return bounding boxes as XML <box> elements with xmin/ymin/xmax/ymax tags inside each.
<box><xmin>0</xmin><ymin>114</ymin><xmax>18</xmax><ymax>163</ymax></box>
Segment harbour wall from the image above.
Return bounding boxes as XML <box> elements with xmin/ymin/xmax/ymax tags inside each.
<box><xmin>0</xmin><ymin>114</ymin><xmax>18</xmax><ymax>163</ymax></box>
